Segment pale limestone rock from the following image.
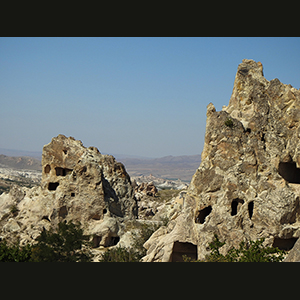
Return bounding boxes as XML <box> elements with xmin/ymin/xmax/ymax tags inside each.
<box><xmin>3</xmin><ymin>218</ymin><xmax>21</xmax><ymax>233</ymax></box>
<box><xmin>0</xmin><ymin>134</ymin><xmax>138</xmax><ymax>245</ymax></box>
<box><xmin>90</xmin><ymin>217</ymin><xmax>121</xmax><ymax>248</ymax></box>
<box><xmin>142</xmin><ymin>59</ymin><xmax>300</xmax><ymax>262</ymax></box>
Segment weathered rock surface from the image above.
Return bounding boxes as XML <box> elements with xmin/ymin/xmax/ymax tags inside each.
<box><xmin>142</xmin><ymin>59</ymin><xmax>300</xmax><ymax>262</ymax></box>
<box><xmin>0</xmin><ymin>134</ymin><xmax>138</xmax><ymax>246</ymax></box>
<box><xmin>135</xmin><ymin>182</ymin><xmax>158</xmax><ymax>199</ymax></box>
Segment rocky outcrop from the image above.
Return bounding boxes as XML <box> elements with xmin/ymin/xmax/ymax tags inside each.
<box><xmin>135</xmin><ymin>182</ymin><xmax>158</xmax><ymax>198</ymax></box>
<box><xmin>0</xmin><ymin>134</ymin><xmax>138</xmax><ymax>246</ymax></box>
<box><xmin>142</xmin><ymin>59</ymin><xmax>300</xmax><ymax>262</ymax></box>
<box><xmin>41</xmin><ymin>135</ymin><xmax>137</xmax><ymax>222</ymax></box>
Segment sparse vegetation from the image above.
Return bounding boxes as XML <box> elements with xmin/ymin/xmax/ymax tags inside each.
<box><xmin>31</xmin><ymin>220</ymin><xmax>92</xmax><ymax>262</ymax></box>
<box><xmin>155</xmin><ymin>189</ymin><xmax>181</xmax><ymax>202</ymax></box>
<box><xmin>0</xmin><ymin>220</ymin><xmax>92</xmax><ymax>262</ymax></box>
<box><xmin>183</xmin><ymin>234</ymin><xmax>285</xmax><ymax>262</ymax></box>
<box><xmin>0</xmin><ymin>177</ymin><xmax>40</xmax><ymax>195</ymax></box>
<box><xmin>225</xmin><ymin>118</ymin><xmax>234</xmax><ymax>128</ymax></box>
<box><xmin>0</xmin><ymin>239</ymin><xmax>32</xmax><ymax>262</ymax></box>
<box><xmin>99</xmin><ymin>220</ymin><xmax>163</xmax><ymax>262</ymax></box>
<box><xmin>99</xmin><ymin>246</ymin><xmax>141</xmax><ymax>262</ymax></box>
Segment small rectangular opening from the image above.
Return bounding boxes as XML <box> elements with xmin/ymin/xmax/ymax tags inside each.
<box><xmin>55</xmin><ymin>167</ymin><xmax>73</xmax><ymax>176</ymax></box>
<box><xmin>48</xmin><ymin>182</ymin><xmax>59</xmax><ymax>191</ymax></box>
<box><xmin>231</xmin><ymin>198</ymin><xmax>244</xmax><ymax>216</ymax></box>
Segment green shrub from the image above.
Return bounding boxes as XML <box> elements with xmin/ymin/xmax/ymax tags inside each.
<box><xmin>31</xmin><ymin>220</ymin><xmax>92</xmax><ymax>262</ymax></box>
<box><xmin>225</xmin><ymin>118</ymin><xmax>234</xmax><ymax>128</ymax></box>
<box><xmin>133</xmin><ymin>222</ymin><xmax>161</xmax><ymax>256</ymax></box>
<box><xmin>0</xmin><ymin>220</ymin><xmax>92</xmax><ymax>262</ymax></box>
<box><xmin>99</xmin><ymin>247</ymin><xmax>141</xmax><ymax>262</ymax></box>
<box><xmin>99</xmin><ymin>221</ymin><xmax>162</xmax><ymax>262</ymax></box>
<box><xmin>0</xmin><ymin>239</ymin><xmax>32</xmax><ymax>262</ymax></box>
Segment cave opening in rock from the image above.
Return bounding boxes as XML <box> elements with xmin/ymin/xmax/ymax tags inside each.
<box><xmin>107</xmin><ymin>236</ymin><xmax>120</xmax><ymax>247</ymax></box>
<box><xmin>44</xmin><ymin>164</ymin><xmax>51</xmax><ymax>174</ymax></box>
<box><xmin>92</xmin><ymin>235</ymin><xmax>101</xmax><ymax>248</ymax></box>
<box><xmin>92</xmin><ymin>235</ymin><xmax>120</xmax><ymax>248</ymax></box>
<box><xmin>248</xmin><ymin>201</ymin><xmax>254</xmax><ymax>219</ymax></box>
<box><xmin>231</xmin><ymin>198</ymin><xmax>244</xmax><ymax>216</ymax></box>
<box><xmin>195</xmin><ymin>206</ymin><xmax>212</xmax><ymax>224</ymax></box>
<box><xmin>278</xmin><ymin>162</ymin><xmax>300</xmax><ymax>184</ymax></box>
<box><xmin>41</xmin><ymin>215</ymin><xmax>50</xmax><ymax>222</ymax></box>
<box><xmin>272</xmin><ymin>237</ymin><xmax>298</xmax><ymax>251</ymax></box>
<box><xmin>55</xmin><ymin>167</ymin><xmax>73</xmax><ymax>176</ymax></box>
<box><xmin>58</xmin><ymin>206</ymin><xmax>68</xmax><ymax>218</ymax></box>
<box><xmin>245</xmin><ymin>128</ymin><xmax>251</xmax><ymax>134</ymax></box>
<box><xmin>48</xmin><ymin>182</ymin><xmax>59</xmax><ymax>191</ymax></box>
<box><xmin>171</xmin><ymin>241</ymin><xmax>198</xmax><ymax>262</ymax></box>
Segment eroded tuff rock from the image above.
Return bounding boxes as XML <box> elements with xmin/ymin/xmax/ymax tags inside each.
<box><xmin>0</xmin><ymin>134</ymin><xmax>137</xmax><ymax>246</ymax></box>
<box><xmin>142</xmin><ymin>59</ymin><xmax>300</xmax><ymax>262</ymax></box>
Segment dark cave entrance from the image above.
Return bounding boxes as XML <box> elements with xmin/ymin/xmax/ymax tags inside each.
<box><xmin>272</xmin><ymin>237</ymin><xmax>298</xmax><ymax>251</ymax></box>
<box><xmin>92</xmin><ymin>235</ymin><xmax>120</xmax><ymax>248</ymax></box>
<box><xmin>55</xmin><ymin>167</ymin><xmax>73</xmax><ymax>176</ymax></box>
<box><xmin>278</xmin><ymin>162</ymin><xmax>300</xmax><ymax>184</ymax></box>
<box><xmin>48</xmin><ymin>182</ymin><xmax>59</xmax><ymax>191</ymax></box>
<box><xmin>171</xmin><ymin>241</ymin><xmax>198</xmax><ymax>262</ymax></box>
<box><xmin>248</xmin><ymin>201</ymin><xmax>254</xmax><ymax>219</ymax></box>
<box><xmin>231</xmin><ymin>198</ymin><xmax>244</xmax><ymax>216</ymax></box>
<box><xmin>195</xmin><ymin>206</ymin><xmax>212</xmax><ymax>224</ymax></box>
<box><xmin>108</xmin><ymin>236</ymin><xmax>120</xmax><ymax>247</ymax></box>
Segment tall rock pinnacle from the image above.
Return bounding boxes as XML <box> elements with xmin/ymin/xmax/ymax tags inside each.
<box><xmin>142</xmin><ymin>59</ymin><xmax>300</xmax><ymax>261</ymax></box>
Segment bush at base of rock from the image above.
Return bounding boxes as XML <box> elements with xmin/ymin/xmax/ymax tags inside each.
<box><xmin>99</xmin><ymin>221</ymin><xmax>163</xmax><ymax>262</ymax></box>
<box><xmin>99</xmin><ymin>247</ymin><xmax>141</xmax><ymax>262</ymax></box>
<box><xmin>0</xmin><ymin>220</ymin><xmax>92</xmax><ymax>262</ymax></box>
<box><xmin>31</xmin><ymin>220</ymin><xmax>92</xmax><ymax>262</ymax></box>
<box><xmin>183</xmin><ymin>234</ymin><xmax>285</xmax><ymax>262</ymax></box>
<box><xmin>0</xmin><ymin>239</ymin><xmax>32</xmax><ymax>262</ymax></box>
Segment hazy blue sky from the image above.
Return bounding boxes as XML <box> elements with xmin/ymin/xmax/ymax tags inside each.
<box><xmin>1</xmin><ymin>37</ymin><xmax>300</xmax><ymax>158</ymax></box>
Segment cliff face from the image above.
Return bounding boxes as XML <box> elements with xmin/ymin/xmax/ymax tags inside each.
<box><xmin>142</xmin><ymin>59</ymin><xmax>300</xmax><ymax>261</ymax></box>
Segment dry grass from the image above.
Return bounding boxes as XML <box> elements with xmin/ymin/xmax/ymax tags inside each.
<box><xmin>155</xmin><ymin>189</ymin><xmax>181</xmax><ymax>203</ymax></box>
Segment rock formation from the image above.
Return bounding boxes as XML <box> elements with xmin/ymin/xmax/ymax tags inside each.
<box><xmin>142</xmin><ymin>59</ymin><xmax>300</xmax><ymax>262</ymax></box>
<box><xmin>41</xmin><ymin>135</ymin><xmax>137</xmax><ymax>222</ymax></box>
<box><xmin>135</xmin><ymin>182</ymin><xmax>158</xmax><ymax>198</ymax></box>
<box><xmin>0</xmin><ymin>134</ymin><xmax>138</xmax><ymax>247</ymax></box>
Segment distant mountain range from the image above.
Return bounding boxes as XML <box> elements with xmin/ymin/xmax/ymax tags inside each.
<box><xmin>0</xmin><ymin>154</ymin><xmax>42</xmax><ymax>170</ymax></box>
<box><xmin>0</xmin><ymin>148</ymin><xmax>42</xmax><ymax>159</ymax></box>
<box><xmin>0</xmin><ymin>148</ymin><xmax>201</xmax><ymax>182</ymax></box>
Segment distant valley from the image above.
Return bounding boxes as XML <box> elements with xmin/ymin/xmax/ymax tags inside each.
<box><xmin>118</xmin><ymin>155</ymin><xmax>201</xmax><ymax>182</ymax></box>
<box><xmin>0</xmin><ymin>149</ymin><xmax>201</xmax><ymax>182</ymax></box>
